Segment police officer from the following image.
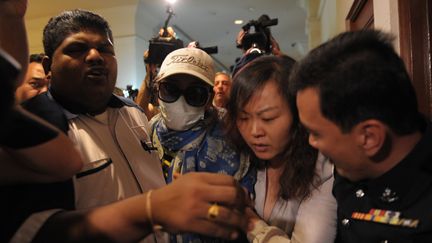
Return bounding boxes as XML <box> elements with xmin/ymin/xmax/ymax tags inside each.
<box><xmin>291</xmin><ymin>29</ymin><xmax>432</xmax><ymax>242</ymax></box>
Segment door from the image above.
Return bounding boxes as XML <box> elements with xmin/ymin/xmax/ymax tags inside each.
<box><xmin>399</xmin><ymin>0</ymin><xmax>432</xmax><ymax>118</ymax></box>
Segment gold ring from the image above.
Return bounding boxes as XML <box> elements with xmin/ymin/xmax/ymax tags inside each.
<box><xmin>207</xmin><ymin>203</ymin><xmax>219</xmax><ymax>220</ymax></box>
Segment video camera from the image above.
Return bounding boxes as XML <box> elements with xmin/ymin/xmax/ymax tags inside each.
<box><xmin>146</xmin><ymin>37</ymin><xmax>184</xmax><ymax>66</ymax></box>
<box><xmin>145</xmin><ymin>6</ymin><xmax>184</xmax><ymax>66</ymax></box>
<box><xmin>187</xmin><ymin>41</ymin><xmax>218</xmax><ymax>55</ymax></box>
<box><xmin>237</xmin><ymin>14</ymin><xmax>278</xmax><ymax>54</ymax></box>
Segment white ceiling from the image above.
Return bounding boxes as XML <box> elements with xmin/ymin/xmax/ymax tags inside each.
<box><xmin>26</xmin><ymin>0</ymin><xmax>139</xmax><ymax>19</ymax></box>
<box><xmin>26</xmin><ymin>0</ymin><xmax>309</xmax><ymax>71</ymax></box>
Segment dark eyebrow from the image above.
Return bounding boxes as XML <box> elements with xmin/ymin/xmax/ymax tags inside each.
<box><xmin>256</xmin><ymin>106</ymin><xmax>278</xmax><ymax>116</ymax></box>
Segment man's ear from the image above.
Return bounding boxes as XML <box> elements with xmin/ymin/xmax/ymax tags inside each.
<box><xmin>354</xmin><ymin>119</ymin><xmax>388</xmax><ymax>159</ymax></box>
<box><xmin>46</xmin><ymin>71</ymin><xmax>52</xmax><ymax>81</ymax></box>
<box><xmin>42</xmin><ymin>56</ymin><xmax>51</xmax><ymax>75</ymax></box>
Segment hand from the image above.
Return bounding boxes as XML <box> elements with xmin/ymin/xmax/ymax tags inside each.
<box><xmin>152</xmin><ymin>172</ymin><xmax>252</xmax><ymax>240</ymax></box>
<box><xmin>236</xmin><ymin>29</ymin><xmax>246</xmax><ymax>50</ymax></box>
<box><xmin>158</xmin><ymin>26</ymin><xmax>175</xmax><ymax>38</ymax></box>
<box><xmin>246</xmin><ymin>207</ymin><xmax>261</xmax><ymax>231</ymax></box>
<box><xmin>270</xmin><ymin>36</ymin><xmax>282</xmax><ymax>56</ymax></box>
<box><xmin>0</xmin><ymin>0</ymin><xmax>28</xmax><ymax>18</ymax></box>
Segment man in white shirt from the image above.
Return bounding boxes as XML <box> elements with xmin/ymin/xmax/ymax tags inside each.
<box><xmin>12</xmin><ymin>8</ymin><xmax>250</xmax><ymax>243</ymax></box>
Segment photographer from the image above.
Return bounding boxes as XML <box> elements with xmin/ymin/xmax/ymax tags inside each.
<box><xmin>136</xmin><ymin>26</ymin><xmax>183</xmax><ymax>120</ymax></box>
<box><xmin>232</xmin><ymin>14</ymin><xmax>282</xmax><ymax>76</ymax></box>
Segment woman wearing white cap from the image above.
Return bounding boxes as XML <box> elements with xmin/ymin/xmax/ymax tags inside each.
<box><xmin>150</xmin><ymin>47</ymin><xmax>254</xmax><ymax>243</ymax></box>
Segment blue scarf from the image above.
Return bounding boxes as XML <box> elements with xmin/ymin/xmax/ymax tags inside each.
<box><xmin>152</xmin><ymin>115</ymin><xmax>255</xmax><ymax>243</ymax></box>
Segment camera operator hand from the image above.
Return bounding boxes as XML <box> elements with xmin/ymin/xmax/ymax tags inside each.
<box><xmin>236</xmin><ymin>29</ymin><xmax>246</xmax><ymax>52</ymax></box>
<box><xmin>270</xmin><ymin>35</ymin><xmax>283</xmax><ymax>56</ymax></box>
<box><xmin>136</xmin><ymin>50</ymin><xmax>160</xmax><ymax>120</ymax></box>
<box><xmin>159</xmin><ymin>26</ymin><xmax>176</xmax><ymax>39</ymax></box>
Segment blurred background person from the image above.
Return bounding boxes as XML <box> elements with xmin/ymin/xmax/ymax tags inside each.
<box><xmin>232</xmin><ymin>14</ymin><xmax>282</xmax><ymax>77</ymax></box>
<box><xmin>136</xmin><ymin>50</ymin><xmax>160</xmax><ymax>120</ymax></box>
<box><xmin>213</xmin><ymin>71</ymin><xmax>232</xmax><ymax>110</ymax></box>
<box><xmin>15</xmin><ymin>53</ymin><xmax>49</xmax><ymax>103</ymax></box>
<box><xmin>226</xmin><ymin>55</ymin><xmax>337</xmax><ymax>243</ymax></box>
<box><xmin>136</xmin><ymin>26</ymin><xmax>183</xmax><ymax>121</ymax></box>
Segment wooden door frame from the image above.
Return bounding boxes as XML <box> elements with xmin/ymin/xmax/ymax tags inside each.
<box><xmin>398</xmin><ymin>0</ymin><xmax>432</xmax><ymax>118</ymax></box>
<box><xmin>346</xmin><ymin>0</ymin><xmax>374</xmax><ymax>30</ymax></box>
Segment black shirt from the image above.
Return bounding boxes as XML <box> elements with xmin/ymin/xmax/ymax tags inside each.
<box><xmin>334</xmin><ymin>123</ymin><xmax>432</xmax><ymax>243</ymax></box>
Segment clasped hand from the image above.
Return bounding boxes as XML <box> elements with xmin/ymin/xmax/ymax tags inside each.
<box><xmin>151</xmin><ymin>172</ymin><xmax>253</xmax><ymax>240</ymax></box>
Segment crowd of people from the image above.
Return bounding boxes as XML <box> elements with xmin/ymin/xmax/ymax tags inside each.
<box><xmin>2</xmin><ymin>0</ymin><xmax>432</xmax><ymax>242</ymax></box>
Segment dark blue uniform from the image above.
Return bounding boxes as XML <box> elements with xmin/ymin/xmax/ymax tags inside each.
<box><xmin>334</xmin><ymin>123</ymin><xmax>432</xmax><ymax>243</ymax></box>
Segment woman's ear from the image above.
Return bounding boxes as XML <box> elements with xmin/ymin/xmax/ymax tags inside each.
<box><xmin>354</xmin><ymin>120</ymin><xmax>388</xmax><ymax>159</ymax></box>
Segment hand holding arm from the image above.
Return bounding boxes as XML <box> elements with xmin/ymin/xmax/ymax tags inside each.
<box><xmin>152</xmin><ymin>172</ymin><xmax>251</xmax><ymax>239</ymax></box>
<box><xmin>246</xmin><ymin>207</ymin><xmax>290</xmax><ymax>243</ymax></box>
<box><xmin>33</xmin><ymin>172</ymin><xmax>251</xmax><ymax>242</ymax></box>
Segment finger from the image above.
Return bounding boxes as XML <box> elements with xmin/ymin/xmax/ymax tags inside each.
<box><xmin>187</xmin><ymin>201</ymin><xmax>248</xmax><ymax>231</ymax></box>
<box><xmin>185</xmin><ymin>218</ymin><xmax>243</xmax><ymax>241</ymax></box>
<box><xmin>208</xmin><ymin>204</ymin><xmax>249</xmax><ymax>231</ymax></box>
<box><xmin>190</xmin><ymin>172</ymin><xmax>238</xmax><ymax>186</ymax></box>
<box><xmin>241</xmin><ymin>185</ymin><xmax>254</xmax><ymax>207</ymax></box>
<box><xmin>199</xmin><ymin>184</ymin><xmax>252</xmax><ymax>209</ymax></box>
<box><xmin>173</xmin><ymin>172</ymin><xmax>181</xmax><ymax>180</ymax></box>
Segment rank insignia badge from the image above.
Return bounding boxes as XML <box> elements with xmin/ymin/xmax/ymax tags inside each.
<box><xmin>351</xmin><ymin>209</ymin><xmax>419</xmax><ymax>228</ymax></box>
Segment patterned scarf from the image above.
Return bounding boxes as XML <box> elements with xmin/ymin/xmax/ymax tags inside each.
<box><xmin>152</xmin><ymin>115</ymin><xmax>256</xmax><ymax>243</ymax></box>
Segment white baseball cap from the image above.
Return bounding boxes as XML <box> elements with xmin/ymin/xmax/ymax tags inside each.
<box><xmin>154</xmin><ymin>47</ymin><xmax>215</xmax><ymax>86</ymax></box>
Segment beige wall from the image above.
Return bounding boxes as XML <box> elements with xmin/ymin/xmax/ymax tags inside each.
<box><xmin>306</xmin><ymin>0</ymin><xmax>353</xmax><ymax>49</ymax></box>
<box><xmin>320</xmin><ymin>0</ymin><xmax>337</xmax><ymax>43</ymax></box>
<box><xmin>307</xmin><ymin>0</ymin><xmax>400</xmax><ymax>52</ymax></box>
<box><xmin>373</xmin><ymin>0</ymin><xmax>400</xmax><ymax>52</ymax></box>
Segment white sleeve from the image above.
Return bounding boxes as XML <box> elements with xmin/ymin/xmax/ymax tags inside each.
<box><xmin>247</xmin><ymin>219</ymin><xmax>291</xmax><ymax>243</ymax></box>
<box><xmin>9</xmin><ymin>209</ymin><xmax>63</xmax><ymax>243</ymax></box>
<box><xmin>246</xmin><ymin>177</ymin><xmax>337</xmax><ymax>243</ymax></box>
<box><xmin>290</xmin><ymin>176</ymin><xmax>337</xmax><ymax>243</ymax></box>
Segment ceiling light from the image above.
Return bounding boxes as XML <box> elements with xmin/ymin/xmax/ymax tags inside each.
<box><xmin>234</xmin><ymin>20</ymin><xmax>244</xmax><ymax>25</ymax></box>
<box><xmin>166</xmin><ymin>0</ymin><xmax>177</xmax><ymax>4</ymax></box>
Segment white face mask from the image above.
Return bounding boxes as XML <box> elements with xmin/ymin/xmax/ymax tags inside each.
<box><xmin>159</xmin><ymin>96</ymin><xmax>205</xmax><ymax>131</ymax></box>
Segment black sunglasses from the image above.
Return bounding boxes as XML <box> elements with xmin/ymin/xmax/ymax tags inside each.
<box><xmin>158</xmin><ymin>82</ymin><xmax>213</xmax><ymax>107</ymax></box>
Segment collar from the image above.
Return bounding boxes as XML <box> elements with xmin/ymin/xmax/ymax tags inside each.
<box><xmin>47</xmin><ymin>90</ymin><xmax>131</xmax><ymax>120</ymax></box>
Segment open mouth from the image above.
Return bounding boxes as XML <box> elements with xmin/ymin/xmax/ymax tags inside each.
<box><xmin>86</xmin><ymin>68</ymin><xmax>108</xmax><ymax>81</ymax></box>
